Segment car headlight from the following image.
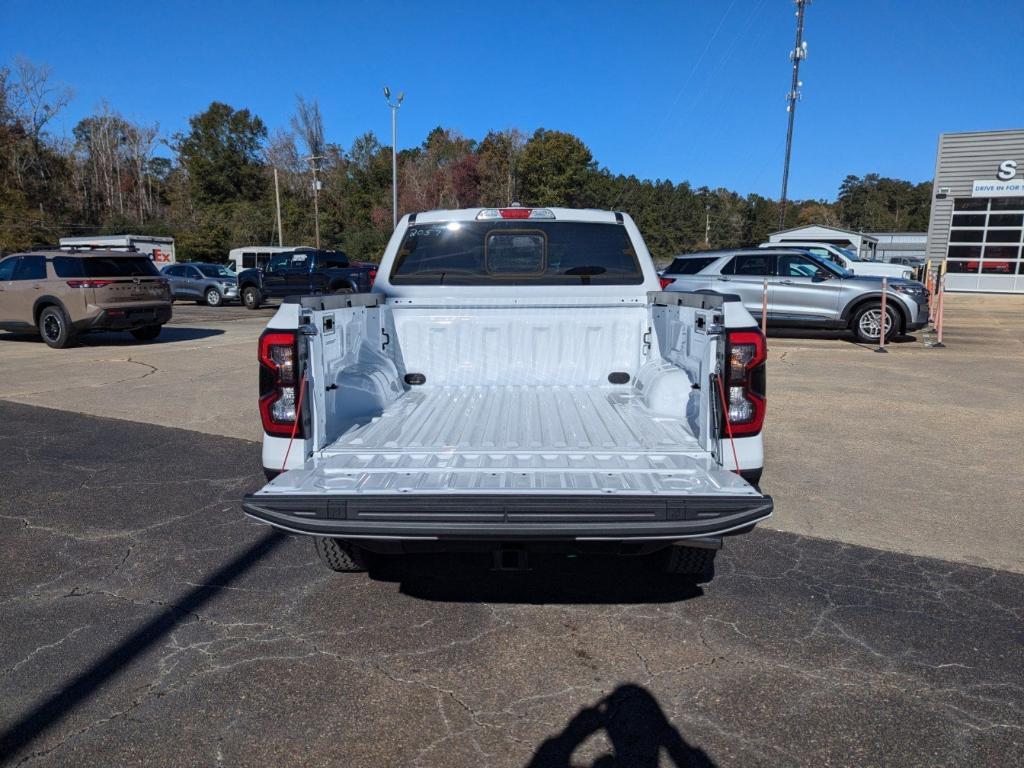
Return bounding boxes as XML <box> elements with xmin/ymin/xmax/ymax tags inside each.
<box><xmin>891</xmin><ymin>283</ymin><xmax>925</xmax><ymax>297</ymax></box>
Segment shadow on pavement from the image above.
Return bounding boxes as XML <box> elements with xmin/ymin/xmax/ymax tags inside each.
<box><xmin>767</xmin><ymin>327</ymin><xmax>919</xmax><ymax>346</ymax></box>
<box><xmin>528</xmin><ymin>684</ymin><xmax>715</xmax><ymax>767</ymax></box>
<box><xmin>78</xmin><ymin>326</ymin><xmax>226</xmax><ymax>345</ymax></box>
<box><xmin>368</xmin><ymin>552</ymin><xmax>704</xmax><ymax>605</ymax></box>
<box><xmin>0</xmin><ymin>531</ymin><xmax>285</xmax><ymax>761</ymax></box>
<box><xmin>0</xmin><ymin>326</ymin><xmax>225</xmax><ymax>347</ymax></box>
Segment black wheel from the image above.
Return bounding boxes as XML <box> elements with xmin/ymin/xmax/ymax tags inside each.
<box><xmin>242</xmin><ymin>285</ymin><xmax>262</xmax><ymax>310</ymax></box>
<box><xmin>38</xmin><ymin>305</ymin><xmax>75</xmax><ymax>349</ymax></box>
<box><xmin>130</xmin><ymin>325</ymin><xmax>162</xmax><ymax>342</ymax></box>
<box><xmin>314</xmin><ymin>537</ymin><xmax>367</xmax><ymax>573</ymax></box>
<box><xmin>204</xmin><ymin>287</ymin><xmax>223</xmax><ymax>307</ymax></box>
<box><xmin>851</xmin><ymin>302</ymin><xmax>899</xmax><ymax>344</ymax></box>
<box><xmin>663</xmin><ymin>546</ymin><xmax>717</xmax><ymax>583</ymax></box>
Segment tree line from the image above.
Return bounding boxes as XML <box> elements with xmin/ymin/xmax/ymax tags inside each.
<box><xmin>0</xmin><ymin>57</ymin><xmax>933</xmax><ymax>263</ymax></box>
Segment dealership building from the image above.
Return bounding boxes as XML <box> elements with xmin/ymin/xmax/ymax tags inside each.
<box><xmin>927</xmin><ymin>129</ymin><xmax>1024</xmax><ymax>292</ymax></box>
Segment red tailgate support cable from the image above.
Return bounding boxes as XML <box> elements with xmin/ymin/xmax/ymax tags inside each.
<box><xmin>714</xmin><ymin>373</ymin><xmax>741</xmax><ymax>474</ymax></box>
<box><xmin>281</xmin><ymin>374</ymin><xmax>308</xmax><ymax>473</ymax></box>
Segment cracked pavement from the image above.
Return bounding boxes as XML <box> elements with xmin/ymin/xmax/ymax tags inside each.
<box><xmin>0</xmin><ymin>402</ymin><xmax>1021</xmax><ymax>766</ymax></box>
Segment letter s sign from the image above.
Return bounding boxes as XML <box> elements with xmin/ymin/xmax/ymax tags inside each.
<box><xmin>997</xmin><ymin>160</ymin><xmax>1018</xmax><ymax>181</ymax></box>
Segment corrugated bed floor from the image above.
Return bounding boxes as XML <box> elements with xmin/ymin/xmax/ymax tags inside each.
<box><xmin>327</xmin><ymin>385</ymin><xmax>701</xmax><ymax>453</ymax></box>
<box><xmin>278</xmin><ymin>387</ymin><xmax>753</xmax><ymax>496</ymax></box>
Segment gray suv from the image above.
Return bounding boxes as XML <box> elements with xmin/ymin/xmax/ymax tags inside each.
<box><xmin>161</xmin><ymin>263</ymin><xmax>239</xmax><ymax>306</ymax></box>
<box><xmin>663</xmin><ymin>248</ymin><xmax>929</xmax><ymax>343</ymax></box>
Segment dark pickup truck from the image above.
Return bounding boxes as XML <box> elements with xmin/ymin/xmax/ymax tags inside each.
<box><xmin>238</xmin><ymin>248</ymin><xmax>377</xmax><ymax>309</ymax></box>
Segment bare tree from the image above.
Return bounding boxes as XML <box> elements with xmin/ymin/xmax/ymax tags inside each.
<box><xmin>71</xmin><ymin>103</ymin><xmax>163</xmax><ymax>223</ymax></box>
<box><xmin>8</xmin><ymin>57</ymin><xmax>73</xmax><ymax>146</ymax></box>
<box><xmin>291</xmin><ymin>95</ymin><xmax>325</xmax><ymax>159</ymax></box>
<box><xmin>267</xmin><ymin>128</ymin><xmax>304</xmax><ymax>192</ymax></box>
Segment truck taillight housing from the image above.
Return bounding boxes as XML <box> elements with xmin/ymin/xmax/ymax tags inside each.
<box><xmin>368</xmin><ymin>268</ymin><xmax>377</xmax><ymax>286</ymax></box>
<box><xmin>259</xmin><ymin>330</ymin><xmax>304</xmax><ymax>438</ymax></box>
<box><xmin>658</xmin><ymin>276</ymin><xmax>675</xmax><ymax>290</ymax></box>
<box><xmin>724</xmin><ymin>329</ymin><xmax>766</xmax><ymax>437</ymax></box>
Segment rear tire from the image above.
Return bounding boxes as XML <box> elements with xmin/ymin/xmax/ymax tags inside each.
<box><xmin>130</xmin><ymin>325</ymin><xmax>162</xmax><ymax>342</ymax></box>
<box><xmin>242</xmin><ymin>285</ymin><xmax>262</xmax><ymax>310</ymax></box>
<box><xmin>204</xmin><ymin>288</ymin><xmax>223</xmax><ymax>307</ymax></box>
<box><xmin>314</xmin><ymin>537</ymin><xmax>367</xmax><ymax>573</ymax></box>
<box><xmin>663</xmin><ymin>546</ymin><xmax>716</xmax><ymax>583</ymax></box>
<box><xmin>851</xmin><ymin>302</ymin><xmax>899</xmax><ymax>344</ymax></box>
<box><xmin>38</xmin><ymin>305</ymin><xmax>75</xmax><ymax>349</ymax></box>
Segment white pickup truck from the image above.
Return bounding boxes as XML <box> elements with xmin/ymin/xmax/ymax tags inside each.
<box><xmin>759</xmin><ymin>241</ymin><xmax>914</xmax><ymax>280</ymax></box>
<box><xmin>242</xmin><ymin>207</ymin><xmax>772</xmax><ymax>581</ymax></box>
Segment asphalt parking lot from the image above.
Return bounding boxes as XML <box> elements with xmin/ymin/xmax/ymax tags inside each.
<box><xmin>1</xmin><ymin>295</ymin><xmax>1023</xmax><ymax>765</ymax></box>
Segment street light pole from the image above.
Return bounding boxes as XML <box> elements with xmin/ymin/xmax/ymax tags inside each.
<box><xmin>383</xmin><ymin>87</ymin><xmax>405</xmax><ymax>230</ymax></box>
<box><xmin>304</xmin><ymin>154</ymin><xmax>325</xmax><ymax>250</ymax></box>
<box><xmin>273</xmin><ymin>167</ymin><xmax>284</xmax><ymax>247</ymax></box>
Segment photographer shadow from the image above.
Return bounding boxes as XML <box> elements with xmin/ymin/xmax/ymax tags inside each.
<box><xmin>528</xmin><ymin>684</ymin><xmax>715</xmax><ymax>768</ymax></box>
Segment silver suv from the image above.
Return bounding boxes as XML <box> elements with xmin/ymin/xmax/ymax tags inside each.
<box><xmin>663</xmin><ymin>248</ymin><xmax>929</xmax><ymax>343</ymax></box>
<box><xmin>161</xmin><ymin>262</ymin><xmax>239</xmax><ymax>306</ymax></box>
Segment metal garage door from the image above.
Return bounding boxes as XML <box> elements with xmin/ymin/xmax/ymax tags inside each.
<box><xmin>945</xmin><ymin>196</ymin><xmax>1024</xmax><ymax>293</ymax></box>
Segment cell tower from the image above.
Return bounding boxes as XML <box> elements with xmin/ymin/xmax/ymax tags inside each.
<box><xmin>779</xmin><ymin>0</ymin><xmax>810</xmax><ymax>229</ymax></box>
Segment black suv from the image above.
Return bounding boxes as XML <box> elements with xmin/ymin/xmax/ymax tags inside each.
<box><xmin>237</xmin><ymin>248</ymin><xmax>377</xmax><ymax>309</ymax></box>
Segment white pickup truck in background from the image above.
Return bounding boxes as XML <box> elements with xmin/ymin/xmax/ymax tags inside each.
<box><xmin>242</xmin><ymin>207</ymin><xmax>772</xmax><ymax>582</ymax></box>
<box><xmin>759</xmin><ymin>241</ymin><xmax>914</xmax><ymax>280</ymax></box>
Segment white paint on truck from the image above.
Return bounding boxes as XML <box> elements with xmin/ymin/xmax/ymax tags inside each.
<box><xmin>245</xmin><ymin>208</ymin><xmax>771</xmax><ymax>548</ymax></box>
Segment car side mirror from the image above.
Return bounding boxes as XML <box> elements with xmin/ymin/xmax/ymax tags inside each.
<box><xmin>813</xmin><ymin>270</ymin><xmax>831</xmax><ymax>282</ymax></box>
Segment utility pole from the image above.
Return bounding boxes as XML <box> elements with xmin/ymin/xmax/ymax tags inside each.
<box><xmin>384</xmin><ymin>87</ymin><xmax>405</xmax><ymax>230</ymax></box>
<box><xmin>273</xmin><ymin>167</ymin><xmax>284</xmax><ymax>247</ymax></box>
<box><xmin>779</xmin><ymin>0</ymin><xmax>809</xmax><ymax>230</ymax></box>
<box><xmin>304</xmin><ymin>155</ymin><xmax>325</xmax><ymax>249</ymax></box>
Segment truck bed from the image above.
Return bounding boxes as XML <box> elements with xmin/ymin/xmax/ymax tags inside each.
<box><xmin>264</xmin><ymin>384</ymin><xmax>755</xmax><ymax>497</ymax></box>
<box><xmin>244</xmin><ymin>288</ymin><xmax>772</xmax><ymax>541</ymax></box>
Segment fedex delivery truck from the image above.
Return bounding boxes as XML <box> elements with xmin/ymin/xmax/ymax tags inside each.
<box><xmin>59</xmin><ymin>235</ymin><xmax>176</xmax><ymax>267</ymax></box>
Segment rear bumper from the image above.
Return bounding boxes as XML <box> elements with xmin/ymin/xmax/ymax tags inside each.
<box><xmin>78</xmin><ymin>304</ymin><xmax>172</xmax><ymax>331</ymax></box>
<box><xmin>241</xmin><ymin>492</ymin><xmax>773</xmax><ymax>541</ymax></box>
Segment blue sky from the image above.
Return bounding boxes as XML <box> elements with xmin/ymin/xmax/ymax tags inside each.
<box><xmin>2</xmin><ymin>0</ymin><xmax>1022</xmax><ymax>200</ymax></box>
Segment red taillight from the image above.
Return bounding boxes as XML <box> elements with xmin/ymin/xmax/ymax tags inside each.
<box><xmin>368</xmin><ymin>268</ymin><xmax>377</xmax><ymax>286</ymax></box>
<box><xmin>724</xmin><ymin>329</ymin><xmax>767</xmax><ymax>437</ymax></box>
<box><xmin>258</xmin><ymin>330</ymin><xmax>303</xmax><ymax>438</ymax></box>
<box><xmin>66</xmin><ymin>279</ymin><xmax>115</xmax><ymax>288</ymax></box>
<box><xmin>476</xmin><ymin>207</ymin><xmax>555</xmax><ymax>221</ymax></box>
<box><xmin>659</xmin><ymin>276</ymin><xmax>675</xmax><ymax>290</ymax></box>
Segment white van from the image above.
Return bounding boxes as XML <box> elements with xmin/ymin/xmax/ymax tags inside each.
<box><xmin>229</xmin><ymin>246</ymin><xmax>310</xmax><ymax>273</ymax></box>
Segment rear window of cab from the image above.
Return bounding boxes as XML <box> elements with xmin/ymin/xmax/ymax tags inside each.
<box><xmin>390</xmin><ymin>221</ymin><xmax>643</xmax><ymax>285</ymax></box>
<box><xmin>54</xmin><ymin>256</ymin><xmax>160</xmax><ymax>278</ymax></box>
<box><xmin>664</xmin><ymin>257</ymin><xmax>717</xmax><ymax>275</ymax></box>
